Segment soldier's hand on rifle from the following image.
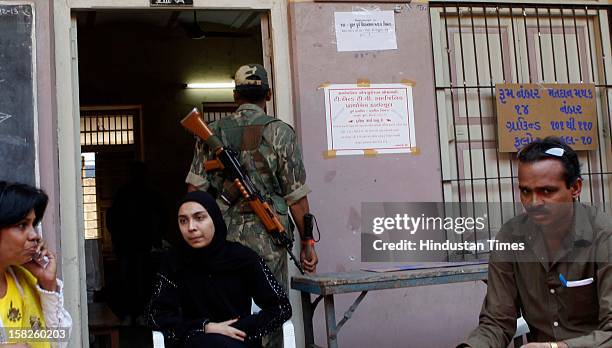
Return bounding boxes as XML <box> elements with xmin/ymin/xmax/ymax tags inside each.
<box><xmin>300</xmin><ymin>242</ymin><xmax>318</xmax><ymax>273</ymax></box>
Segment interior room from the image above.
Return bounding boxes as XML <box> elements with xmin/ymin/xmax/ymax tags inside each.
<box><xmin>74</xmin><ymin>9</ymin><xmax>265</xmax><ymax>346</ymax></box>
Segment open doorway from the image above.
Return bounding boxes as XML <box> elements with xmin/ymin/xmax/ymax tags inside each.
<box><xmin>74</xmin><ymin>9</ymin><xmax>267</xmax><ymax>346</ymax></box>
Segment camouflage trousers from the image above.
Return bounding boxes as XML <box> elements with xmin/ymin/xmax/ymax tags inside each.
<box><xmin>226</xmin><ymin>214</ymin><xmax>289</xmax><ymax>348</ymax></box>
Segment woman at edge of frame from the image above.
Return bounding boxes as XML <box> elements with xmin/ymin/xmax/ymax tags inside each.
<box><xmin>0</xmin><ymin>181</ymin><xmax>72</xmax><ymax>348</ymax></box>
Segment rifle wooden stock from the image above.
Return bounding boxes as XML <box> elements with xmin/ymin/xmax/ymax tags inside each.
<box><xmin>181</xmin><ymin>108</ymin><xmax>224</xmax><ymax>151</ymax></box>
<box><xmin>248</xmin><ymin>199</ymin><xmax>286</xmax><ymax>234</ymax></box>
<box><xmin>204</xmin><ymin>159</ymin><xmax>224</xmax><ymax>171</ymax></box>
<box><xmin>181</xmin><ymin>108</ymin><xmax>213</xmax><ymax>141</ymax></box>
<box><xmin>234</xmin><ymin>179</ymin><xmax>285</xmax><ymax>233</ymax></box>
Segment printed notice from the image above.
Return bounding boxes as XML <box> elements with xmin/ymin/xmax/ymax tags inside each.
<box><xmin>496</xmin><ymin>83</ymin><xmax>597</xmax><ymax>152</ymax></box>
<box><xmin>334</xmin><ymin>11</ymin><xmax>397</xmax><ymax>52</ymax></box>
<box><xmin>323</xmin><ymin>84</ymin><xmax>416</xmax><ymax>156</ymax></box>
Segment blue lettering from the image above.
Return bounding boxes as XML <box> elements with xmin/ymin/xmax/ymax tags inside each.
<box><xmin>577</xmin><ymin>121</ymin><xmax>593</xmax><ymax>131</ymax></box>
<box><xmin>506</xmin><ymin>117</ymin><xmax>540</xmax><ymax>133</ymax></box>
<box><xmin>550</xmin><ymin>121</ymin><xmax>565</xmax><ymax>130</ymax></box>
<box><xmin>498</xmin><ymin>88</ymin><xmax>506</xmax><ymax>104</ymax></box>
<box><xmin>514</xmin><ymin>104</ymin><xmax>529</xmax><ymax>116</ymax></box>
<box><xmin>573</xmin><ymin>88</ymin><xmax>594</xmax><ymax>99</ymax></box>
<box><xmin>514</xmin><ymin>133</ymin><xmax>539</xmax><ymax>150</ymax></box>
<box><xmin>516</xmin><ymin>87</ymin><xmax>542</xmax><ymax>100</ymax></box>
<box><xmin>560</xmin><ymin>101</ymin><xmax>583</xmax><ymax>115</ymax></box>
<box><xmin>566</xmin><ymin>117</ymin><xmax>576</xmax><ymax>131</ymax></box>
<box><xmin>547</xmin><ymin>88</ymin><xmax>573</xmax><ymax>99</ymax></box>
<box><xmin>559</xmin><ymin>136</ymin><xmax>576</xmax><ymax>145</ymax></box>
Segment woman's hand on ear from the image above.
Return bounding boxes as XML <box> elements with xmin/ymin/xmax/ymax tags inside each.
<box><xmin>204</xmin><ymin>318</ymin><xmax>246</xmax><ymax>341</ymax></box>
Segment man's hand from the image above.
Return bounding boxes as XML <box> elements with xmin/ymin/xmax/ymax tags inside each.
<box><xmin>204</xmin><ymin>318</ymin><xmax>247</xmax><ymax>341</ymax></box>
<box><xmin>300</xmin><ymin>243</ymin><xmax>318</xmax><ymax>273</ymax></box>
<box><xmin>521</xmin><ymin>343</ymin><xmax>568</xmax><ymax>348</ymax></box>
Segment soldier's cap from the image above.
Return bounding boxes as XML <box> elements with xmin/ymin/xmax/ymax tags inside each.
<box><xmin>234</xmin><ymin>64</ymin><xmax>269</xmax><ymax>90</ymax></box>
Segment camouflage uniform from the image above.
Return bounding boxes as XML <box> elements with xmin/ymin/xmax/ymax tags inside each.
<box><xmin>186</xmin><ymin>65</ymin><xmax>309</xmax><ymax>348</ymax></box>
<box><xmin>186</xmin><ymin>103</ymin><xmax>310</xmax><ymax>291</ymax></box>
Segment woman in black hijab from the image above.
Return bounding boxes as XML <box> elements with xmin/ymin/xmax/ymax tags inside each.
<box><xmin>147</xmin><ymin>191</ymin><xmax>291</xmax><ymax>348</ymax></box>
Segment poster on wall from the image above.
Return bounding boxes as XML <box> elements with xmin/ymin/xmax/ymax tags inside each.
<box><xmin>496</xmin><ymin>83</ymin><xmax>597</xmax><ymax>152</ymax></box>
<box><xmin>323</xmin><ymin>83</ymin><xmax>416</xmax><ymax>156</ymax></box>
<box><xmin>334</xmin><ymin>11</ymin><xmax>397</xmax><ymax>52</ymax></box>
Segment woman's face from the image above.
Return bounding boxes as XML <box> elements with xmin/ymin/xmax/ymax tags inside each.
<box><xmin>0</xmin><ymin>210</ymin><xmax>40</xmax><ymax>266</ymax></box>
<box><xmin>178</xmin><ymin>202</ymin><xmax>215</xmax><ymax>248</ymax></box>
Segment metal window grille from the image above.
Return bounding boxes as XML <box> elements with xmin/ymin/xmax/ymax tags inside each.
<box><xmin>80</xmin><ymin>110</ymin><xmax>136</xmax><ymax>146</ymax></box>
<box><xmin>201</xmin><ymin>102</ymin><xmax>238</xmax><ymax>123</ymax></box>
<box><xmin>82</xmin><ymin>153</ymin><xmax>100</xmax><ymax>239</ymax></box>
<box><xmin>79</xmin><ymin>106</ymin><xmax>142</xmax><ymax>242</ymax></box>
<box><xmin>430</xmin><ymin>3</ymin><xmax>612</xmax><ymax>257</ymax></box>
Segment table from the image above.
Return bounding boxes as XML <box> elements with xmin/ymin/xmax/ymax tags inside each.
<box><xmin>291</xmin><ymin>263</ymin><xmax>488</xmax><ymax>348</ymax></box>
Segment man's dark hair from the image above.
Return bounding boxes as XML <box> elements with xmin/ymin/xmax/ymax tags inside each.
<box><xmin>517</xmin><ymin>136</ymin><xmax>581</xmax><ymax>187</ymax></box>
<box><xmin>0</xmin><ymin>181</ymin><xmax>48</xmax><ymax>229</ymax></box>
<box><xmin>234</xmin><ymin>86</ymin><xmax>270</xmax><ymax>103</ymax></box>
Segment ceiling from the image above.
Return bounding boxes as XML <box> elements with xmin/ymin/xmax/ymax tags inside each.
<box><xmin>75</xmin><ymin>9</ymin><xmax>262</xmax><ymax>31</ymax></box>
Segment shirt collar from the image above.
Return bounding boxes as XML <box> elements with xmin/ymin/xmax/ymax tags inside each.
<box><xmin>570</xmin><ymin>202</ymin><xmax>594</xmax><ymax>246</ymax></box>
<box><xmin>236</xmin><ymin>103</ymin><xmax>265</xmax><ymax>114</ymax></box>
<box><xmin>511</xmin><ymin>202</ymin><xmax>593</xmax><ymax>247</ymax></box>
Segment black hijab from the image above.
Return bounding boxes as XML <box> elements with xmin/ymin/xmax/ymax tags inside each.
<box><xmin>177</xmin><ymin>191</ymin><xmax>257</xmax><ymax>272</ymax></box>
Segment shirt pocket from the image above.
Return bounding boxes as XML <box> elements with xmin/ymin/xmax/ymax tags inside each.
<box><xmin>560</xmin><ymin>283</ymin><xmax>598</xmax><ymax>324</ymax></box>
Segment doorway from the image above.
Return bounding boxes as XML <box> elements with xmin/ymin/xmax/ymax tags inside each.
<box><xmin>74</xmin><ymin>8</ymin><xmax>268</xmax><ymax>347</ymax></box>
<box><xmin>54</xmin><ymin>1</ymin><xmax>295</xmax><ymax>346</ymax></box>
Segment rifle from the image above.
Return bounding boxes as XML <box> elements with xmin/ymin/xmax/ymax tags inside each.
<box><xmin>181</xmin><ymin>108</ymin><xmax>305</xmax><ymax>275</ymax></box>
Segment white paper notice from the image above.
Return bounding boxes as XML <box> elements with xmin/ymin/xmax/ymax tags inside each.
<box><xmin>323</xmin><ymin>84</ymin><xmax>416</xmax><ymax>156</ymax></box>
<box><xmin>334</xmin><ymin>11</ymin><xmax>398</xmax><ymax>52</ymax></box>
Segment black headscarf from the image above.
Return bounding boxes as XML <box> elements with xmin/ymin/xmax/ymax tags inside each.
<box><xmin>177</xmin><ymin>191</ymin><xmax>257</xmax><ymax>272</ymax></box>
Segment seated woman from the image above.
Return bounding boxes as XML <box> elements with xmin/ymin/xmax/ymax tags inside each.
<box><xmin>147</xmin><ymin>191</ymin><xmax>291</xmax><ymax>348</ymax></box>
<box><xmin>0</xmin><ymin>181</ymin><xmax>72</xmax><ymax>348</ymax></box>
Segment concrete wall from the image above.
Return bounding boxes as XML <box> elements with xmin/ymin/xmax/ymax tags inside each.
<box><xmin>289</xmin><ymin>3</ymin><xmax>486</xmax><ymax>347</ymax></box>
<box><xmin>29</xmin><ymin>0</ymin><xmax>62</xmax><ymax>264</ymax></box>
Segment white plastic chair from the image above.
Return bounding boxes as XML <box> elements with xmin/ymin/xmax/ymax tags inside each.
<box><xmin>152</xmin><ymin>300</ymin><xmax>296</xmax><ymax>348</ymax></box>
<box><xmin>512</xmin><ymin>316</ymin><xmax>530</xmax><ymax>347</ymax></box>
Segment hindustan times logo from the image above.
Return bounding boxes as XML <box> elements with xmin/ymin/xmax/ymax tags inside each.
<box><xmin>372</xmin><ymin>213</ymin><xmax>487</xmax><ymax>235</ymax></box>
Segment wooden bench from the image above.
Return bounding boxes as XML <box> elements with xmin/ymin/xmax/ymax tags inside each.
<box><xmin>88</xmin><ymin>302</ymin><xmax>120</xmax><ymax>348</ymax></box>
<box><xmin>291</xmin><ymin>262</ymin><xmax>488</xmax><ymax>348</ymax></box>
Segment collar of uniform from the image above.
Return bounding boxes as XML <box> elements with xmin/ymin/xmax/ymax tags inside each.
<box><xmin>236</xmin><ymin>103</ymin><xmax>265</xmax><ymax>114</ymax></box>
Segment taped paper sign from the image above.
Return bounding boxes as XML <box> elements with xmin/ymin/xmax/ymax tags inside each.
<box><xmin>323</xmin><ymin>84</ymin><xmax>417</xmax><ymax>156</ymax></box>
<box><xmin>334</xmin><ymin>11</ymin><xmax>397</xmax><ymax>52</ymax></box>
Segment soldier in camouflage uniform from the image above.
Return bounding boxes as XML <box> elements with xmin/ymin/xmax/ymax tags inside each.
<box><xmin>185</xmin><ymin>64</ymin><xmax>318</xmax><ymax>347</ymax></box>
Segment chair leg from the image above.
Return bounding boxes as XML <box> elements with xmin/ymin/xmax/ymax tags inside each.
<box><xmin>513</xmin><ymin>335</ymin><xmax>524</xmax><ymax>348</ymax></box>
<box><xmin>110</xmin><ymin>330</ymin><xmax>120</xmax><ymax>348</ymax></box>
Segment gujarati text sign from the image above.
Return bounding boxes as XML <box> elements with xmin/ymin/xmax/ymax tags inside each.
<box><xmin>323</xmin><ymin>84</ymin><xmax>416</xmax><ymax>156</ymax></box>
<box><xmin>496</xmin><ymin>83</ymin><xmax>597</xmax><ymax>152</ymax></box>
<box><xmin>334</xmin><ymin>11</ymin><xmax>397</xmax><ymax>52</ymax></box>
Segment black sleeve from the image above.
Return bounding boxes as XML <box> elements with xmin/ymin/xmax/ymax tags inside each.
<box><xmin>146</xmin><ymin>266</ymin><xmax>209</xmax><ymax>347</ymax></box>
<box><xmin>232</xmin><ymin>258</ymin><xmax>292</xmax><ymax>342</ymax></box>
